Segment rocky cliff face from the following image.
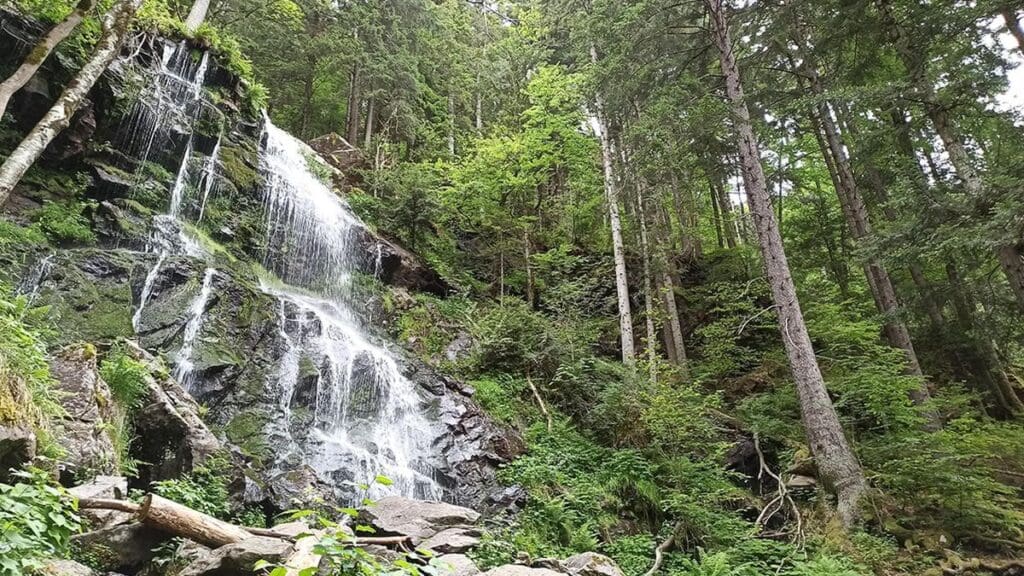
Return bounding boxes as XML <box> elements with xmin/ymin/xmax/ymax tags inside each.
<box><xmin>0</xmin><ymin>10</ymin><xmax>521</xmax><ymax>513</ymax></box>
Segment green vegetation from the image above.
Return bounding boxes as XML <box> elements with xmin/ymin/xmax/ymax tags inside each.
<box><xmin>0</xmin><ymin>469</ymin><xmax>81</xmax><ymax>576</ymax></box>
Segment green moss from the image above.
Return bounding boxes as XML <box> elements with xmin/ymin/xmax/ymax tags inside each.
<box><xmin>223</xmin><ymin>411</ymin><xmax>270</xmax><ymax>462</ymax></box>
<box><xmin>39</xmin><ymin>252</ymin><xmax>135</xmax><ymax>344</ymax></box>
<box><xmin>218</xmin><ymin>144</ymin><xmax>259</xmax><ymax>193</ymax></box>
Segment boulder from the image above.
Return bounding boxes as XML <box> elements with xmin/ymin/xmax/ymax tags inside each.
<box><xmin>436</xmin><ymin>554</ymin><xmax>481</xmax><ymax>576</ymax></box>
<box><xmin>421</xmin><ymin>528</ymin><xmax>482</xmax><ymax>554</ymax></box>
<box><xmin>483</xmin><ymin>566</ymin><xmax>564</xmax><ymax>576</ymax></box>
<box><xmin>38</xmin><ymin>559</ymin><xmax>96</xmax><ymax>576</ymax></box>
<box><xmin>561</xmin><ymin>553</ymin><xmax>624</xmax><ymax>576</ymax></box>
<box><xmin>123</xmin><ymin>342</ymin><xmax>222</xmax><ymax>486</ymax></box>
<box><xmin>0</xmin><ymin>424</ymin><xmax>35</xmax><ymax>481</ymax></box>
<box><xmin>69</xmin><ymin>476</ymin><xmax>132</xmax><ymax>529</ymax></box>
<box><xmin>178</xmin><ymin>536</ymin><xmax>293</xmax><ymax>576</ymax></box>
<box><xmin>360</xmin><ymin>496</ymin><xmax>480</xmax><ymax>541</ymax></box>
<box><xmin>71</xmin><ymin>523</ymin><xmax>168</xmax><ymax>572</ymax></box>
<box><xmin>49</xmin><ymin>346</ymin><xmax>117</xmax><ymax>476</ymax></box>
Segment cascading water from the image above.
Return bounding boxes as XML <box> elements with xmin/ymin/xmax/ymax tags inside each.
<box><xmin>115</xmin><ymin>40</ymin><xmax>447</xmax><ymax>503</ymax></box>
<box><xmin>174</xmin><ymin>267</ymin><xmax>217</xmax><ymax>391</ymax></box>
<box><xmin>258</xmin><ymin>118</ymin><xmax>443</xmax><ymax>500</ymax></box>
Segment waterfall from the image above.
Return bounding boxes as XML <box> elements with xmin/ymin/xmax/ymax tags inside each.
<box><xmin>197</xmin><ymin>134</ymin><xmax>222</xmax><ymax>222</ymax></box>
<box><xmin>258</xmin><ymin>118</ymin><xmax>443</xmax><ymax>500</ymax></box>
<box><xmin>175</xmin><ymin>268</ymin><xmax>217</xmax><ymax>391</ymax></box>
<box><xmin>16</xmin><ymin>253</ymin><xmax>55</xmax><ymax>302</ymax></box>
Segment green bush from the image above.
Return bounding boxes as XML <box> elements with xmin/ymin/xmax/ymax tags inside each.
<box><xmin>153</xmin><ymin>457</ymin><xmax>231</xmax><ymax>520</ymax></box>
<box><xmin>99</xmin><ymin>347</ymin><xmax>150</xmax><ymax>411</ymax></box>
<box><xmin>0</xmin><ymin>469</ymin><xmax>81</xmax><ymax>576</ymax></box>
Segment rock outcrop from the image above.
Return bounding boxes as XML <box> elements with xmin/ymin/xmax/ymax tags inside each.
<box><xmin>49</xmin><ymin>345</ymin><xmax>118</xmax><ymax>477</ymax></box>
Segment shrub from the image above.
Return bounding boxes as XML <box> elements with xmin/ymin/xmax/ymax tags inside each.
<box><xmin>99</xmin><ymin>347</ymin><xmax>150</xmax><ymax>411</ymax></box>
<box><xmin>0</xmin><ymin>469</ymin><xmax>81</xmax><ymax>576</ymax></box>
<box><xmin>33</xmin><ymin>200</ymin><xmax>96</xmax><ymax>245</ymax></box>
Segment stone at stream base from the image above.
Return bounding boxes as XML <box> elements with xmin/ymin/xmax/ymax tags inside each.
<box><xmin>0</xmin><ymin>425</ymin><xmax>35</xmax><ymax>482</ymax></box>
<box><xmin>436</xmin><ymin>554</ymin><xmax>482</xmax><ymax>576</ymax></box>
<box><xmin>70</xmin><ymin>476</ymin><xmax>132</xmax><ymax>530</ymax></box>
<box><xmin>178</xmin><ymin>536</ymin><xmax>293</xmax><ymax>576</ymax></box>
<box><xmin>359</xmin><ymin>496</ymin><xmax>481</xmax><ymax>541</ymax></box>
<box><xmin>421</xmin><ymin>527</ymin><xmax>482</xmax><ymax>554</ymax></box>
<box><xmin>49</xmin><ymin>346</ymin><xmax>118</xmax><ymax>477</ymax></box>
<box><xmin>482</xmin><ymin>566</ymin><xmax>565</xmax><ymax>576</ymax></box>
<box><xmin>561</xmin><ymin>553</ymin><xmax>625</xmax><ymax>576</ymax></box>
<box><xmin>71</xmin><ymin>523</ymin><xmax>169</xmax><ymax>573</ymax></box>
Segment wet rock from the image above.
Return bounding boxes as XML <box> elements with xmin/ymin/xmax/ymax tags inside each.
<box><xmin>359</xmin><ymin>496</ymin><xmax>480</xmax><ymax>541</ymax></box>
<box><xmin>71</xmin><ymin>523</ymin><xmax>168</xmax><ymax>572</ymax></box>
<box><xmin>445</xmin><ymin>332</ymin><xmax>474</xmax><ymax>363</ymax></box>
<box><xmin>421</xmin><ymin>528</ymin><xmax>482</xmax><ymax>554</ymax></box>
<box><xmin>436</xmin><ymin>554</ymin><xmax>482</xmax><ymax>576</ymax></box>
<box><xmin>561</xmin><ymin>553</ymin><xmax>624</xmax><ymax>576</ymax></box>
<box><xmin>373</xmin><ymin>237</ymin><xmax>450</xmax><ymax>296</ymax></box>
<box><xmin>178</xmin><ymin>536</ymin><xmax>293</xmax><ymax>576</ymax></box>
<box><xmin>482</xmin><ymin>566</ymin><xmax>564</xmax><ymax>576</ymax></box>
<box><xmin>49</xmin><ymin>346</ymin><xmax>117</xmax><ymax>476</ymax></box>
<box><xmin>69</xmin><ymin>476</ymin><xmax>132</xmax><ymax>529</ymax></box>
<box><xmin>0</xmin><ymin>425</ymin><xmax>35</xmax><ymax>481</ymax></box>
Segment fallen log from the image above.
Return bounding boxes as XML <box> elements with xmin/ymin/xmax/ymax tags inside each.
<box><xmin>78</xmin><ymin>494</ymin><xmax>415</xmax><ymax>550</ymax></box>
<box><xmin>284</xmin><ymin>530</ymin><xmax>327</xmax><ymax>576</ymax></box>
<box><xmin>138</xmin><ymin>494</ymin><xmax>253</xmax><ymax>548</ymax></box>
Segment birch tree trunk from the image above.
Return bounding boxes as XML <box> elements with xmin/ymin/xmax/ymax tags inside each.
<box><xmin>705</xmin><ymin>0</ymin><xmax>866</xmax><ymax>528</ymax></box>
<box><xmin>184</xmin><ymin>0</ymin><xmax>212</xmax><ymax>32</ymax></box>
<box><xmin>591</xmin><ymin>43</ymin><xmax>635</xmax><ymax>364</ymax></box>
<box><xmin>0</xmin><ymin>0</ymin><xmax>94</xmax><ymax>121</ymax></box>
<box><xmin>0</xmin><ymin>0</ymin><xmax>142</xmax><ymax>206</ymax></box>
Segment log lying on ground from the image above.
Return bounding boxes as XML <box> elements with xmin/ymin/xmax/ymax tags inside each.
<box><xmin>78</xmin><ymin>494</ymin><xmax>412</xmax><ymax>549</ymax></box>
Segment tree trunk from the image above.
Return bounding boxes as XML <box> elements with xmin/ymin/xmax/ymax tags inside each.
<box><xmin>447</xmin><ymin>92</ymin><xmax>456</xmax><ymax>156</ymax></box>
<box><xmin>713</xmin><ymin>178</ymin><xmax>739</xmax><ymax>249</ymax></box>
<box><xmin>793</xmin><ymin>47</ymin><xmax>933</xmax><ymax>411</ymax></box>
<box><xmin>345</xmin><ymin>63</ymin><xmax>361</xmax><ymax>146</ymax></box>
<box><xmin>364</xmin><ymin>96</ymin><xmax>375</xmax><ymax>149</ymax></box>
<box><xmin>705</xmin><ymin>0</ymin><xmax>866</xmax><ymax>528</ymax></box>
<box><xmin>0</xmin><ymin>0</ymin><xmax>141</xmax><ymax>206</ymax></box>
<box><xmin>184</xmin><ymin>0</ymin><xmax>212</xmax><ymax>32</ymax></box>
<box><xmin>710</xmin><ymin>181</ymin><xmax>725</xmax><ymax>249</ymax></box>
<box><xmin>636</xmin><ymin>184</ymin><xmax>660</xmax><ymax>381</ymax></box>
<box><xmin>138</xmin><ymin>494</ymin><xmax>252</xmax><ymax>548</ymax></box>
<box><xmin>1002</xmin><ymin>8</ymin><xmax>1024</xmax><ymax>55</ymax></box>
<box><xmin>660</xmin><ymin>272</ymin><xmax>688</xmax><ymax>376</ymax></box>
<box><xmin>591</xmin><ymin>44</ymin><xmax>635</xmax><ymax>364</ymax></box>
<box><xmin>0</xmin><ymin>0</ymin><xmax>94</xmax><ymax>121</ymax></box>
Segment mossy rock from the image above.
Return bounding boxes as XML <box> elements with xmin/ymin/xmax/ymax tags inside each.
<box><xmin>223</xmin><ymin>411</ymin><xmax>270</xmax><ymax>463</ymax></box>
<box><xmin>37</xmin><ymin>251</ymin><xmax>136</xmax><ymax>344</ymax></box>
<box><xmin>218</xmin><ymin>143</ymin><xmax>259</xmax><ymax>194</ymax></box>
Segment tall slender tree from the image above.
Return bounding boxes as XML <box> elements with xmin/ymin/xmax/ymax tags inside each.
<box><xmin>704</xmin><ymin>0</ymin><xmax>866</xmax><ymax>527</ymax></box>
<box><xmin>0</xmin><ymin>0</ymin><xmax>94</xmax><ymax>120</ymax></box>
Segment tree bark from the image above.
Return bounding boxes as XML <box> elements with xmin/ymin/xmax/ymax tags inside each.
<box><xmin>705</xmin><ymin>0</ymin><xmax>866</xmax><ymax>528</ymax></box>
<box><xmin>184</xmin><ymin>0</ymin><xmax>212</xmax><ymax>32</ymax></box>
<box><xmin>1002</xmin><ymin>8</ymin><xmax>1024</xmax><ymax>55</ymax></box>
<box><xmin>636</xmin><ymin>184</ymin><xmax>660</xmax><ymax>382</ymax></box>
<box><xmin>138</xmin><ymin>494</ymin><xmax>252</xmax><ymax>548</ymax></box>
<box><xmin>0</xmin><ymin>0</ymin><xmax>142</xmax><ymax>206</ymax></box>
<box><xmin>713</xmin><ymin>177</ymin><xmax>739</xmax><ymax>249</ymax></box>
<box><xmin>0</xmin><ymin>0</ymin><xmax>94</xmax><ymax>121</ymax></box>
<box><xmin>710</xmin><ymin>181</ymin><xmax>725</xmax><ymax>249</ymax></box>
<box><xmin>364</xmin><ymin>96</ymin><xmax>375</xmax><ymax>149</ymax></box>
<box><xmin>591</xmin><ymin>43</ymin><xmax>635</xmax><ymax>365</ymax></box>
<box><xmin>345</xmin><ymin>62</ymin><xmax>361</xmax><ymax>146</ymax></box>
